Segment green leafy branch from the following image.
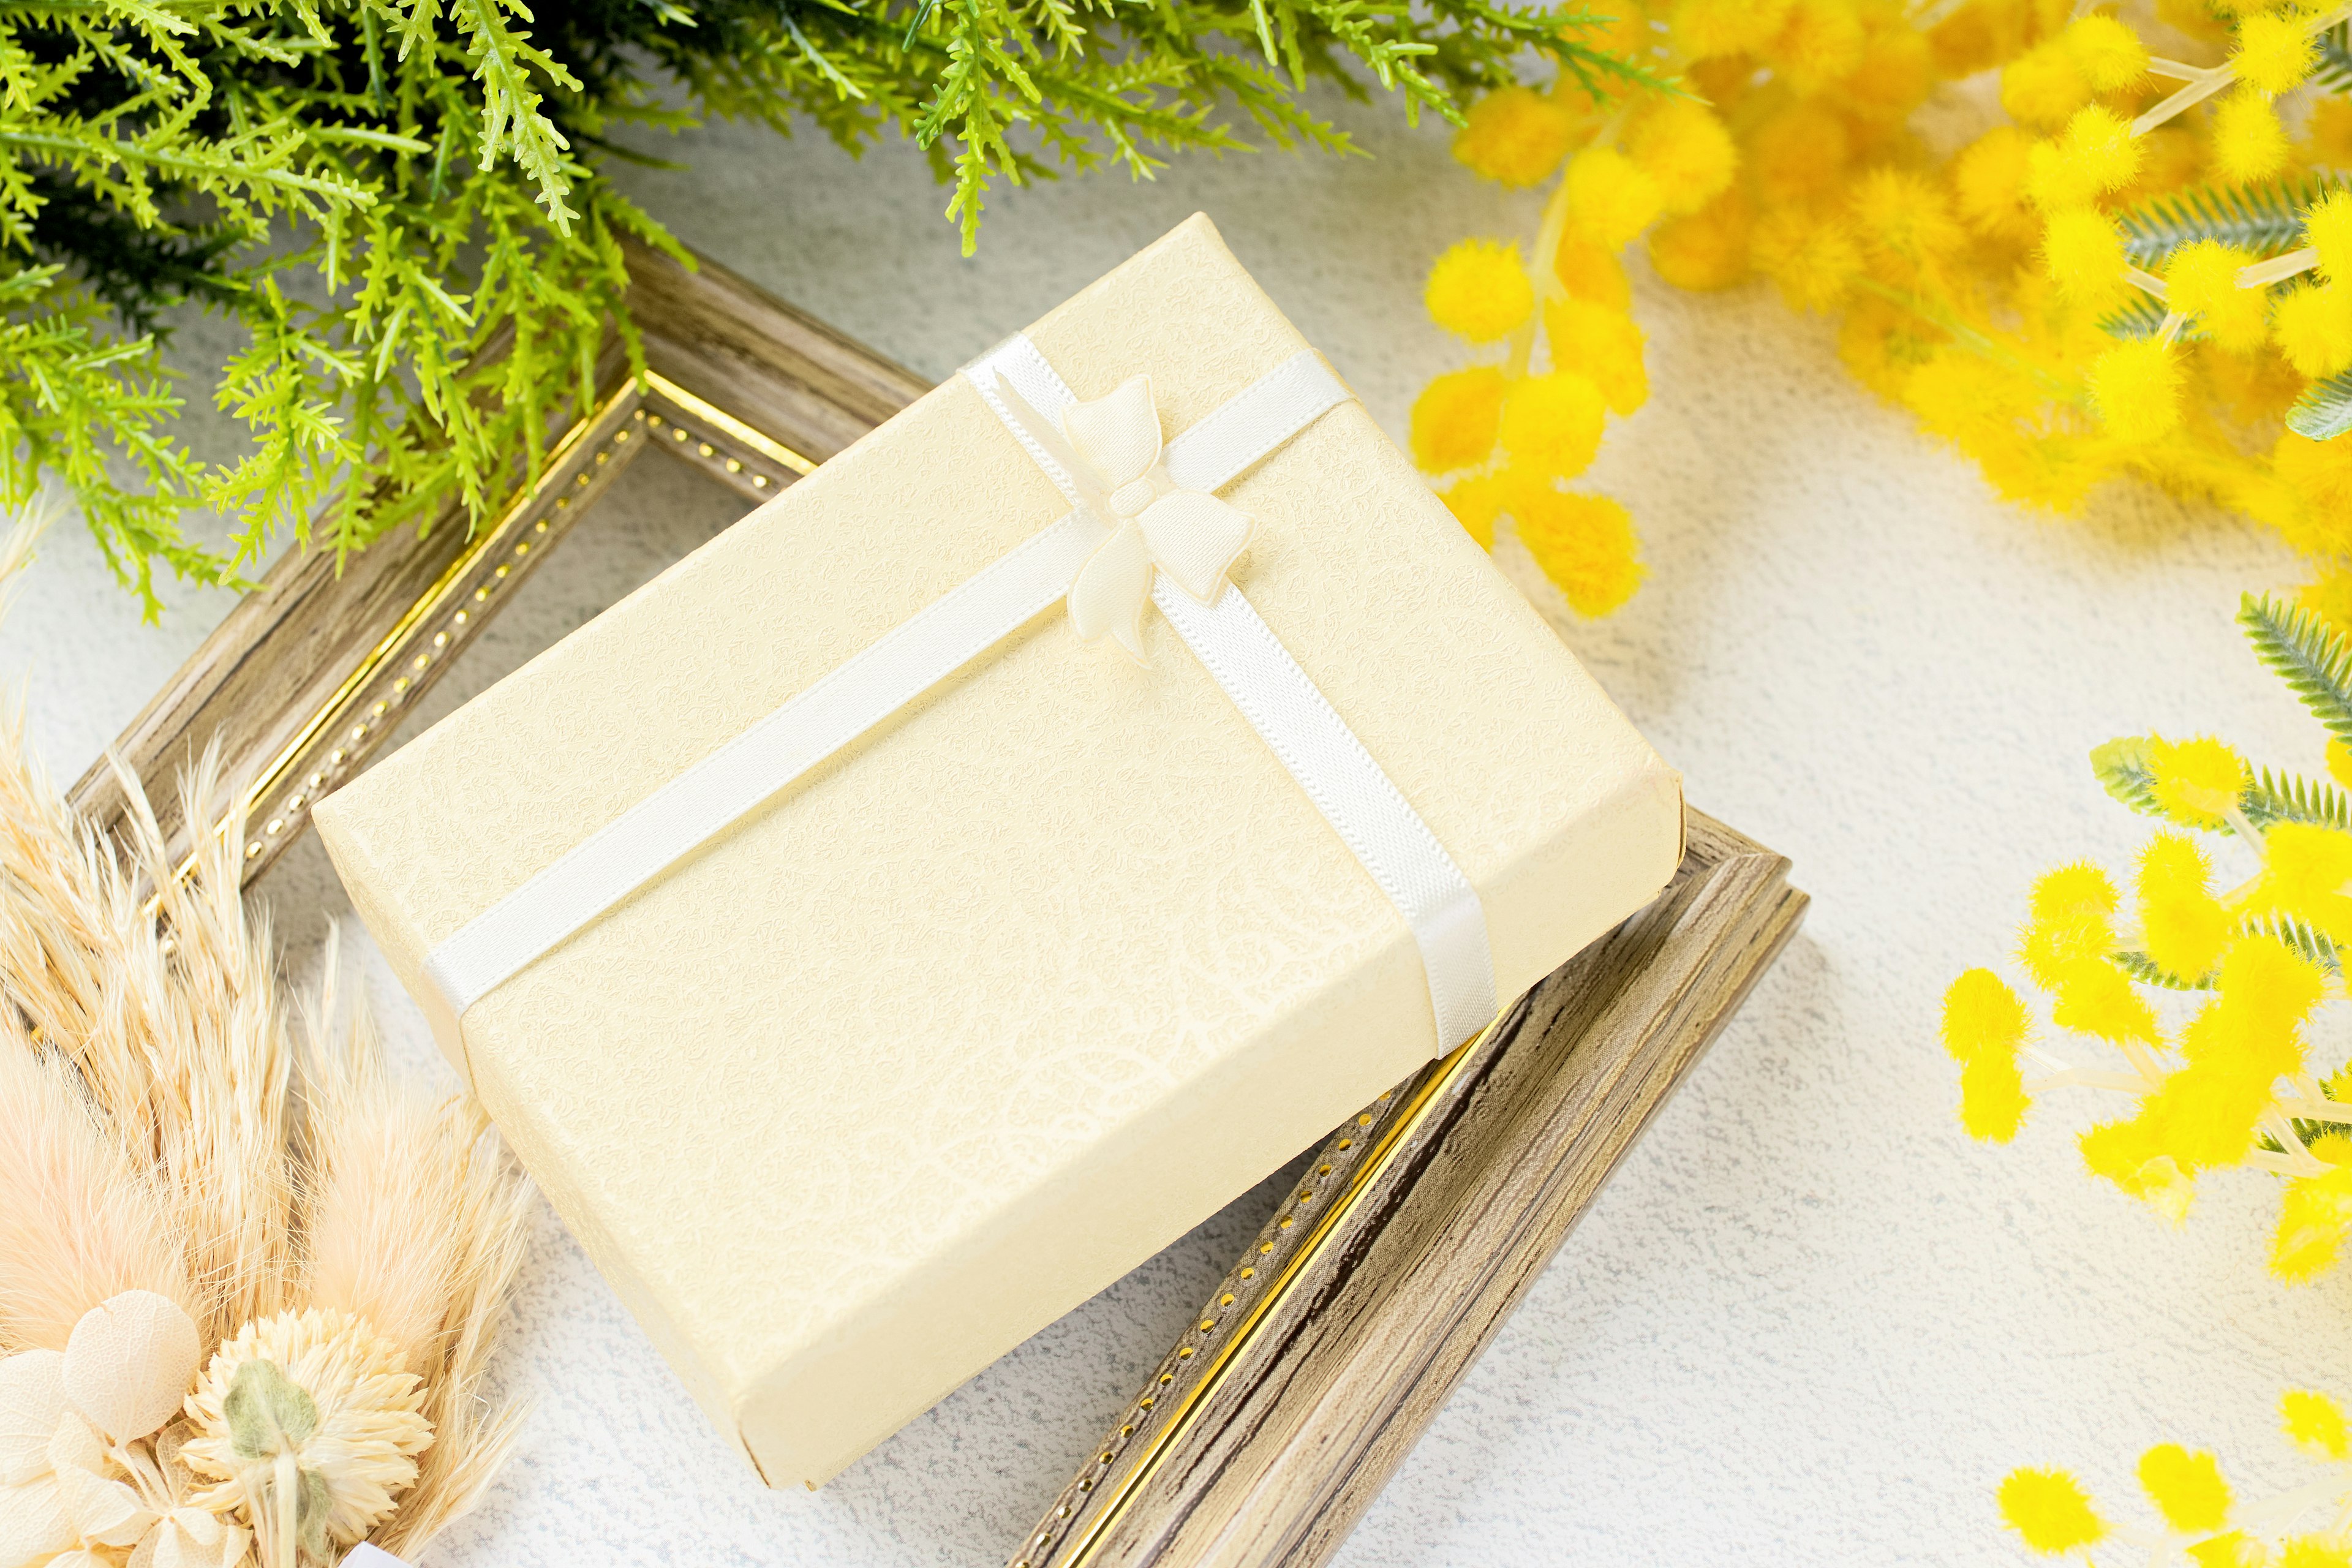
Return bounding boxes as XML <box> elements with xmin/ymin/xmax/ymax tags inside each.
<box><xmin>2245</xmin><ymin>593</ymin><xmax>2352</xmax><ymax>749</ymax></box>
<box><xmin>2086</xmin><ymin>598</ymin><xmax>2352</xmax><ymax>995</ymax></box>
<box><xmin>2085</xmin><ymin>597</ymin><xmax>2352</xmax><ymax>842</ymax></box>
<box><xmin>3</xmin><ymin>0</ymin><xmax>1640</xmax><ymax>613</ymax></box>
<box><xmin>2116</xmin><ymin>176</ymin><xmax>2345</xmax><ymax>270</ymax></box>
<box><xmin>2290</xmin><ymin>369</ymin><xmax>2352</xmax><ymax>443</ymax></box>
<box><xmin>2103</xmin><ymin>177</ymin><xmax>2351</xmax><ymax>443</ymax></box>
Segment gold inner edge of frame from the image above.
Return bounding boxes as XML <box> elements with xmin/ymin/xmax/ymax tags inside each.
<box><xmin>1053</xmin><ymin>1010</ymin><xmax>1502</xmax><ymax>1568</ymax></box>
<box><xmin>158</xmin><ymin>386</ymin><xmax>638</xmax><ymax>898</ymax></box>
<box><xmin>167</xmin><ymin>370</ymin><xmax>822</xmax><ymax>897</ymax></box>
<box><xmin>641</xmin><ymin>372</ymin><xmax>819</xmax><ymax>475</ymax></box>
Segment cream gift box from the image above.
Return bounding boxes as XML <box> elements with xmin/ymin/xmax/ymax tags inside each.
<box><xmin>314</xmin><ymin>214</ymin><xmax>1683</xmax><ymax>1490</ymax></box>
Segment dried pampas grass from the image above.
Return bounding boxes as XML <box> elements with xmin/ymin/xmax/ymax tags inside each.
<box><xmin>0</xmin><ymin>1042</ymin><xmax>190</xmax><ymax>1351</ymax></box>
<box><xmin>0</xmin><ymin>507</ymin><xmax>532</xmax><ymax>1567</ymax></box>
<box><xmin>296</xmin><ymin>944</ymin><xmax>536</xmax><ymax>1562</ymax></box>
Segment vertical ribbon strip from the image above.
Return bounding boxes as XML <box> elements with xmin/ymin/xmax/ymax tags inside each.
<box><xmin>422</xmin><ymin>339</ymin><xmax>1496</xmax><ymax>1049</ymax></box>
<box><xmin>963</xmin><ymin>339</ymin><xmax>1498</xmax><ymax>1051</ymax></box>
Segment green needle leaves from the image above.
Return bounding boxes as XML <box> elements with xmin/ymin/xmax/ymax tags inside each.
<box><xmin>4</xmin><ymin>0</ymin><xmax>1638</xmax><ymax>612</ymax></box>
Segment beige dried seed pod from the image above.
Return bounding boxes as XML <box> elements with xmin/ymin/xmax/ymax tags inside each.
<box><xmin>62</xmin><ymin>1291</ymin><xmax>202</xmax><ymax>1443</ymax></box>
<box><xmin>0</xmin><ymin>1347</ymin><xmax>67</xmax><ymax>1483</ymax></box>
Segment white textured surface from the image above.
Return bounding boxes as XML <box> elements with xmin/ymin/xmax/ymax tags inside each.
<box><xmin>8</xmin><ymin>80</ymin><xmax>2348</xmax><ymax>1566</ymax></box>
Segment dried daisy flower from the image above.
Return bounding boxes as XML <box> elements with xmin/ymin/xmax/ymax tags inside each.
<box><xmin>290</xmin><ymin>941</ymin><xmax>535</xmax><ymax>1562</ymax></box>
<box><xmin>181</xmin><ymin>1308</ymin><xmax>431</xmax><ymax>1567</ymax></box>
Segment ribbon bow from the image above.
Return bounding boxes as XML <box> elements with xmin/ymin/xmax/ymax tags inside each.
<box><xmin>996</xmin><ymin>372</ymin><xmax>1252</xmax><ymax>662</ymax></box>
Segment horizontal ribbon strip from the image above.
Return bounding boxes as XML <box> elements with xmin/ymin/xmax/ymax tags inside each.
<box><xmin>424</xmin><ymin>339</ymin><xmax>1496</xmax><ymax>1050</ymax></box>
<box><xmin>423</xmin><ymin>510</ymin><xmax>1106</xmax><ymax>1012</ymax></box>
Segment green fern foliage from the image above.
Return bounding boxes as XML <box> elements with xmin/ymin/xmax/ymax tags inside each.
<box><xmin>2114</xmin><ymin>914</ymin><xmax>2345</xmax><ymax>993</ymax></box>
<box><xmin>2256</xmin><ymin>913</ymin><xmax>2345</xmax><ymax>979</ymax></box>
<box><xmin>2089</xmin><ymin>737</ymin><xmax>2350</xmax><ymax>836</ymax></box>
<box><xmin>6</xmin><ymin>0</ymin><xmax>1648</xmax><ymax>614</ymax></box>
<box><xmin>2097</xmin><ymin>601</ymin><xmax>2352</xmax><ymax>843</ymax></box>
<box><xmin>2313</xmin><ymin>18</ymin><xmax>2352</xmax><ymax>92</ymax></box>
<box><xmin>2243</xmin><ymin>765</ymin><xmax>2352</xmax><ymax>833</ymax></box>
<box><xmin>2242</xmin><ymin>592</ymin><xmax>2352</xmax><ymax>748</ymax></box>
<box><xmin>2097</xmin><ymin>292</ymin><xmax>2193</xmax><ymax>343</ymax></box>
<box><xmin>2112</xmin><ymin>949</ymin><xmax>2215</xmax><ymax>991</ymax></box>
<box><xmin>2290</xmin><ymin>369</ymin><xmax>2352</xmax><ymax>443</ymax></box>
<box><xmin>2115</xmin><ymin>175</ymin><xmax>2346</xmax><ymax>269</ymax></box>
<box><xmin>2091</xmin><ymin>734</ymin><xmax>2166</xmax><ymax>820</ymax></box>
<box><xmin>2116</xmin><ymin>917</ymin><xmax>2345</xmax><ymax>993</ymax></box>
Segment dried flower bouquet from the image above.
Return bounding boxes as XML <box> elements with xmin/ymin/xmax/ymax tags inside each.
<box><xmin>0</xmin><ymin>529</ymin><xmax>530</xmax><ymax>1567</ymax></box>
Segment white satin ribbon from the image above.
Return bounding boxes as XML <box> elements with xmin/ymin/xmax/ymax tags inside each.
<box><xmin>985</xmin><ymin>369</ymin><xmax>1251</xmax><ymax>661</ymax></box>
<box><xmin>967</xmin><ymin>339</ymin><xmax>1496</xmax><ymax>1049</ymax></box>
<box><xmin>422</xmin><ymin>338</ymin><xmax>1497</xmax><ymax>1051</ymax></box>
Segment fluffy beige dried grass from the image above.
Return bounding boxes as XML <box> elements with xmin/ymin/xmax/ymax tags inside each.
<box><xmin>0</xmin><ymin>1039</ymin><xmax>192</xmax><ymax>1351</ymax></box>
<box><xmin>0</xmin><ymin>717</ymin><xmax>294</xmax><ymax>1344</ymax></box>
<box><xmin>0</xmin><ymin>505</ymin><xmax>532</xmax><ymax>1563</ymax></box>
<box><xmin>297</xmin><ymin>938</ymin><xmax>535</xmax><ymax>1559</ymax></box>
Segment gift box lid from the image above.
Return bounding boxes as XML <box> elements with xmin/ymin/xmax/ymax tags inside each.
<box><xmin>314</xmin><ymin>214</ymin><xmax>1683</xmax><ymax>1489</ymax></box>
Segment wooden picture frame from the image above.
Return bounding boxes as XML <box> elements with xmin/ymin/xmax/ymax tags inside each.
<box><xmin>73</xmin><ymin>245</ymin><xmax>1804</xmax><ymax>1568</ymax></box>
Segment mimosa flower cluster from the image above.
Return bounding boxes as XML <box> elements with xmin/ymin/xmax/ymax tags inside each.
<box><xmin>1999</xmin><ymin>1389</ymin><xmax>2352</xmax><ymax>1564</ymax></box>
<box><xmin>1945</xmin><ymin>594</ymin><xmax>2352</xmax><ymax>1281</ymax></box>
<box><xmin>1412</xmin><ymin>73</ymin><xmax>1724</xmax><ymax>617</ymax></box>
<box><xmin>1432</xmin><ymin>0</ymin><xmax>2351</xmax><ymax>577</ymax></box>
<box><xmin>1428</xmin><ymin>2</ymin><xmax>2352</xmax><ymax>1554</ymax></box>
<box><xmin>1947</xmin><ymin>593</ymin><xmax>2352</xmax><ymax>1561</ymax></box>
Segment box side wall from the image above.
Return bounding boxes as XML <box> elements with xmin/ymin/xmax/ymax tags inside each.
<box><xmin>465</xmin><ymin>1028</ymin><xmax>760</xmax><ymax>1469</ymax></box>
<box><xmin>735</xmin><ymin>919</ymin><xmax>1437</xmax><ymax>1487</ymax></box>
<box><xmin>730</xmin><ymin>749</ymin><xmax>1685</xmax><ymax>1488</ymax></box>
<box><xmin>317</xmin><ymin>790</ymin><xmax>758</xmax><ymax>1461</ymax></box>
<box><xmin>1482</xmin><ymin>759</ymin><xmax>1686</xmax><ymax>1005</ymax></box>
